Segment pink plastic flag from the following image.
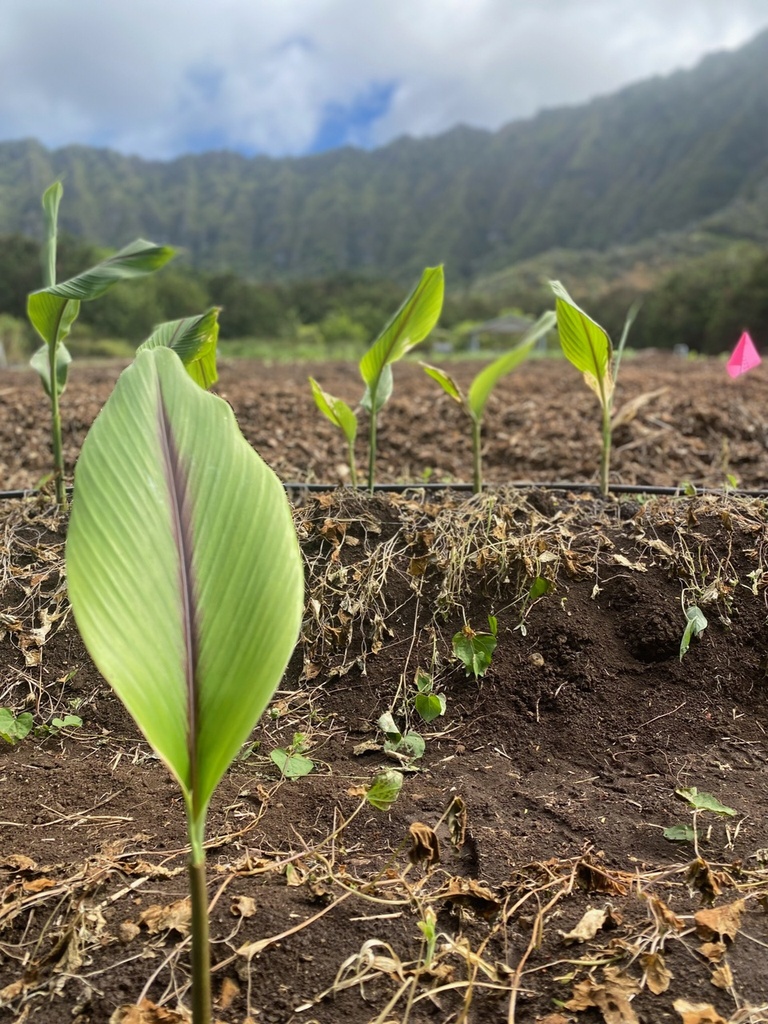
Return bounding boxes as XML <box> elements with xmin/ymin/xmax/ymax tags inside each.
<box><xmin>727</xmin><ymin>331</ymin><xmax>761</xmax><ymax>378</ymax></box>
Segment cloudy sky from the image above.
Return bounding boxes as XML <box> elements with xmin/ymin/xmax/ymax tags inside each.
<box><xmin>3</xmin><ymin>1</ymin><xmax>768</xmax><ymax>161</ymax></box>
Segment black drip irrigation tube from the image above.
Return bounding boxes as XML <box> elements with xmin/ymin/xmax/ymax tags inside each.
<box><xmin>2</xmin><ymin>481</ymin><xmax>767</xmax><ymax>501</ymax></box>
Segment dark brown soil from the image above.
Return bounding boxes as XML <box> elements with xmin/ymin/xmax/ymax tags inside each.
<box><xmin>1</xmin><ymin>355</ymin><xmax>768</xmax><ymax>1024</ymax></box>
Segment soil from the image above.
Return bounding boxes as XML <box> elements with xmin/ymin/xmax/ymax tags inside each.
<box><xmin>1</xmin><ymin>354</ymin><xmax>768</xmax><ymax>1024</ymax></box>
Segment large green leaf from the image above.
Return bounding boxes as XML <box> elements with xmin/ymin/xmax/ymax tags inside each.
<box><xmin>550</xmin><ymin>280</ymin><xmax>613</xmax><ymax>407</ymax></box>
<box><xmin>359</xmin><ymin>266</ymin><xmax>444</xmax><ymax>389</ymax></box>
<box><xmin>66</xmin><ymin>348</ymin><xmax>304</xmax><ymax>847</ymax></box>
<box><xmin>138</xmin><ymin>308</ymin><xmax>220</xmax><ymax>389</ymax></box>
<box><xmin>308</xmin><ymin>377</ymin><xmax>357</xmax><ymax>444</ymax></box>
<box><xmin>467</xmin><ymin>310</ymin><xmax>556</xmax><ymax>420</ymax></box>
<box><xmin>28</xmin><ymin>239</ymin><xmax>174</xmax><ymax>346</ymax></box>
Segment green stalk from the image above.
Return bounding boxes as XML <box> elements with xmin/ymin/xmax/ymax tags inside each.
<box><xmin>471</xmin><ymin>417</ymin><xmax>482</xmax><ymax>494</ymax></box>
<box><xmin>348</xmin><ymin>439</ymin><xmax>358</xmax><ymax>488</ymax></box>
<box><xmin>187</xmin><ymin>819</ymin><xmax>211</xmax><ymax>1024</ymax></box>
<box><xmin>367</xmin><ymin>385</ymin><xmax>378</xmax><ymax>493</ymax></box>
<box><xmin>49</xmin><ymin>361</ymin><xmax>66</xmax><ymax>507</ymax></box>
<box><xmin>600</xmin><ymin>400</ymin><xmax>611</xmax><ymax>498</ymax></box>
<box><xmin>41</xmin><ymin>201</ymin><xmax>66</xmax><ymax>509</ymax></box>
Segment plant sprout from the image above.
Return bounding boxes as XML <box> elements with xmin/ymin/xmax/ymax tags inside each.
<box><xmin>308</xmin><ymin>266</ymin><xmax>444</xmax><ymax>491</ymax></box>
<box><xmin>308</xmin><ymin>377</ymin><xmax>358</xmax><ymax>485</ymax></box>
<box><xmin>453</xmin><ymin>615</ymin><xmax>498</xmax><ymax>678</ymax></box>
<box><xmin>550</xmin><ymin>281</ymin><xmax>638</xmax><ymax>497</ymax></box>
<box><xmin>66</xmin><ymin>347</ymin><xmax>304</xmax><ymax>1024</ymax></box>
<box><xmin>422</xmin><ymin>310</ymin><xmax>555</xmax><ymax>492</ymax></box>
<box><xmin>27</xmin><ymin>182</ymin><xmax>174</xmax><ymax>506</ymax></box>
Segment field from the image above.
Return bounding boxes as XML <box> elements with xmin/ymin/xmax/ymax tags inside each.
<box><xmin>1</xmin><ymin>353</ymin><xmax>768</xmax><ymax>1024</ymax></box>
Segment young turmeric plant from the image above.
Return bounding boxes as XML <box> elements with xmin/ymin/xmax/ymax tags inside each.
<box><xmin>421</xmin><ymin>310</ymin><xmax>555</xmax><ymax>492</ymax></box>
<box><xmin>27</xmin><ymin>182</ymin><xmax>175</xmax><ymax>506</ymax></box>
<box><xmin>360</xmin><ymin>265</ymin><xmax>444</xmax><ymax>490</ymax></box>
<box><xmin>66</xmin><ymin>347</ymin><xmax>304</xmax><ymax>1024</ymax></box>
<box><xmin>550</xmin><ymin>281</ymin><xmax>638</xmax><ymax>496</ymax></box>
<box><xmin>308</xmin><ymin>265</ymin><xmax>444</xmax><ymax>490</ymax></box>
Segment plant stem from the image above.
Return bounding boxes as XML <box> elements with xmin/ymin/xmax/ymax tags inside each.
<box><xmin>471</xmin><ymin>417</ymin><xmax>482</xmax><ymax>494</ymax></box>
<box><xmin>48</xmin><ymin>355</ymin><xmax>66</xmax><ymax>508</ymax></box>
<box><xmin>600</xmin><ymin>401</ymin><xmax>611</xmax><ymax>498</ymax></box>
<box><xmin>367</xmin><ymin>391</ymin><xmax>378</xmax><ymax>493</ymax></box>
<box><xmin>188</xmin><ymin>853</ymin><xmax>211</xmax><ymax>1024</ymax></box>
<box><xmin>348</xmin><ymin>439</ymin><xmax>358</xmax><ymax>488</ymax></box>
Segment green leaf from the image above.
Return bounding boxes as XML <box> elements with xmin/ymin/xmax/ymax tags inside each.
<box><xmin>271</xmin><ymin>748</ymin><xmax>314</xmax><ymax>779</ymax></box>
<box><xmin>676</xmin><ymin>787</ymin><xmax>736</xmax><ymax>817</ymax></box>
<box><xmin>529</xmin><ymin>576</ymin><xmax>551</xmax><ymax>600</ymax></box>
<box><xmin>51</xmin><ymin>715</ymin><xmax>83</xmax><ymax>730</ymax></box>
<box><xmin>366</xmin><ymin>769</ymin><xmax>403</xmax><ymax>811</ymax></box>
<box><xmin>41</xmin><ymin>182</ymin><xmax>63</xmax><ymax>289</ymax></box>
<box><xmin>452</xmin><ymin>628</ymin><xmax>497</xmax><ymax>678</ymax></box>
<box><xmin>550</xmin><ymin>280</ymin><xmax>613</xmax><ymax>408</ymax></box>
<box><xmin>65</xmin><ymin>347</ymin><xmax>303</xmax><ymax>852</ymax></box>
<box><xmin>421</xmin><ymin>363</ymin><xmax>464</xmax><ymax>404</ymax></box>
<box><xmin>414</xmin><ymin>691</ymin><xmax>446</xmax><ymax>723</ymax></box>
<box><xmin>27</xmin><ymin>294</ymin><xmax>81</xmax><ymax>351</ymax></box>
<box><xmin>0</xmin><ymin>709</ymin><xmax>33</xmax><ymax>744</ymax></box>
<box><xmin>663</xmin><ymin>823</ymin><xmax>696</xmax><ymax>842</ymax></box>
<box><xmin>359</xmin><ymin>266</ymin><xmax>444</xmax><ymax>392</ymax></box>
<box><xmin>139</xmin><ymin>309</ymin><xmax>220</xmax><ymax>389</ymax></box>
<box><xmin>467</xmin><ymin>311</ymin><xmax>556</xmax><ymax>421</ymax></box>
<box><xmin>377</xmin><ymin>711</ymin><xmax>402</xmax><ymax>743</ymax></box>
<box><xmin>360</xmin><ymin>363</ymin><xmax>393</xmax><ymax>415</ymax></box>
<box><xmin>398</xmin><ymin>732</ymin><xmax>425</xmax><ymax>760</ymax></box>
<box><xmin>679</xmin><ymin>605</ymin><xmax>708</xmax><ymax>660</ymax></box>
<box><xmin>28</xmin><ymin>239</ymin><xmax>174</xmax><ymax>346</ymax></box>
<box><xmin>415</xmin><ymin>668</ymin><xmax>432</xmax><ymax>693</ymax></box>
<box><xmin>30</xmin><ymin>341</ymin><xmax>72</xmax><ymax>398</ymax></box>
<box><xmin>308</xmin><ymin>377</ymin><xmax>358</xmax><ymax>443</ymax></box>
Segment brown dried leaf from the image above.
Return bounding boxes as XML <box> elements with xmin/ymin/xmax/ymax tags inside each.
<box><xmin>408</xmin><ymin>555</ymin><xmax>431</xmax><ymax>577</ymax></box>
<box><xmin>560</xmin><ymin>906</ymin><xmax>609</xmax><ymax>943</ymax></box>
<box><xmin>21</xmin><ymin>876</ymin><xmax>57</xmax><ymax>893</ymax></box>
<box><xmin>117</xmin><ymin>921</ymin><xmax>141</xmax><ymax>944</ymax></box>
<box><xmin>0</xmin><ymin>979</ymin><xmax>25</xmax><ymax>1001</ymax></box>
<box><xmin>694</xmin><ymin>900</ymin><xmax>744</xmax><ymax>942</ymax></box>
<box><xmin>109</xmin><ymin>1001</ymin><xmax>190</xmax><ymax>1023</ymax></box>
<box><xmin>672</xmin><ymin>999</ymin><xmax>728</xmax><ymax>1024</ymax></box>
<box><xmin>686</xmin><ymin>858</ymin><xmax>722</xmax><ymax>901</ymax></box>
<box><xmin>138</xmin><ymin>899</ymin><xmax>191</xmax><ymax>936</ymax></box>
<box><xmin>0</xmin><ymin>854</ymin><xmax>37</xmax><ymax>872</ymax></box>
<box><xmin>641</xmin><ymin>951</ymin><xmax>673</xmax><ymax>994</ymax></box>
<box><xmin>564</xmin><ymin>967</ymin><xmax>640</xmax><ymax>1023</ymax></box>
<box><xmin>698</xmin><ymin>941</ymin><xmax>727</xmax><ymax>963</ymax></box>
<box><xmin>447</xmin><ymin>795</ymin><xmax>467</xmax><ymax>849</ymax></box>
<box><xmin>408</xmin><ymin>822</ymin><xmax>440</xmax><ymax>868</ymax></box>
<box><xmin>216</xmin><ymin>977</ymin><xmax>240</xmax><ymax>1010</ymax></box>
<box><xmin>230</xmin><ymin>895</ymin><xmax>257</xmax><ymax>918</ymax></box>
<box><xmin>710</xmin><ymin>963</ymin><xmax>733</xmax><ymax>990</ymax></box>
<box><xmin>646</xmin><ymin>894</ymin><xmax>686</xmax><ymax>933</ymax></box>
<box><xmin>576</xmin><ymin>859</ymin><xmax>629</xmax><ymax>896</ymax></box>
<box><xmin>436</xmin><ymin>877</ymin><xmax>500</xmax><ymax>920</ymax></box>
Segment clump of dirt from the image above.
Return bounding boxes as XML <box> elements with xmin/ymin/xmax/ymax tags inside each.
<box><xmin>1</xmin><ymin>487</ymin><xmax>768</xmax><ymax>1023</ymax></box>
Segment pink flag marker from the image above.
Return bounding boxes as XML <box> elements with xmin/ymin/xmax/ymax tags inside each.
<box><xmin>727</xmin><ymin>331</ymin><xmax>761</xmax><ymax>378</ymax></box>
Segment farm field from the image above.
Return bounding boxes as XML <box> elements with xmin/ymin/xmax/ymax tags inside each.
<box><xmin>1</xmin><ymin>353</ymin><xmax>768</xmax><ymax>1023</ymax></box>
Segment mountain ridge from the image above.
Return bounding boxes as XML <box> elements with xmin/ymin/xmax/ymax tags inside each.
<box><xmin>0</xmin><ymin>28</ymin><xmax>767</xmax><ymax>282</ymax></box>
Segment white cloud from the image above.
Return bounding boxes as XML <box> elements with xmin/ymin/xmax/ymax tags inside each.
<box><xmin>1</xmin><ymin>0</ymin><xmax>767</xmax><ymax>158</ymax></box>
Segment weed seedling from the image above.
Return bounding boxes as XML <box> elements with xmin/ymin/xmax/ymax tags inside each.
<box><xmin>680</xmin><ymin>604</ymin><xmax>708</xmax><ymax>660</ymax></box>
<box><xmin>421</xmin><ymin>310</ymin><xmax>555</xmax><ymax>492</ymax></box>
<box><xmin>453</xmin><ymin>615</ymin><xmax>498</xmax><ymax>678</ymax></box>
<box><xmin>550</xmin><ymin>281</ymin><xmax>638</xmax><ymax>496</ymax></box>
<box><xmin>664</xmin><ymin>787</ymin><xmax>737</xmax><ymax>854</ymax></box>
<box><xmin>0</xmin><ymin>708</ymin><xmax>33</xmax><ymax>744</ymax></box>
<box><xmin>308</xmin><ymin>377</ymin><xmax>358</xmax><ymax>485</ymax></box>
<box><xmin>378</xmin><ymin>711</ymin><xmax>425</xmax><ymax>765</ymax></box>
<box><xmin>413</xmin><ymin>668</ymin><xmax>447</xmax><ymax>724</ymax></box>
<box><xmin>271</xmin><ymin>732</ymin><xmax>315</xmax><ymax>779</ymax></box>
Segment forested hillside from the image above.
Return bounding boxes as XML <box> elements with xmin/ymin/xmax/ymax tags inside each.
<box><xmin>0</xmin><ymin>29</ymin><xmax>767</xmax><ymax>282</ymax></box>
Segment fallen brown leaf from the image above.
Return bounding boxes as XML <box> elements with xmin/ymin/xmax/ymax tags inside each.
<box><xmin>698</xmin><ymin>941</ymin><xmax>727</xmax><ymax>963</ymax></box>
<box><xmin>109</xmin><ymin>999</ymin><xmax>190</xmax><ymax>1023</ymax></box>
<box><xmin>694</xmin><ymin>900</ymin><xmax>744</xmax><ymax>942</ymax></box>
<box><xmin>230</xmin><ymin>895</ymin><xmax>257</xmax><ymax>918</ymax></box>
<box><xmin>686</xmin><ymin>858</ymin><xmax>722</xmax><ymax>901</ymax></box>
<box><xmin>408</xmin><ymin>822</ymin><xmax>440</xmax><ymax>868</ymax></box>
<box><xmin>672</xmin><ymin>998</ymin><xmax>728</xmax><ymax>1024</ymax></box>
<box><xmin>138</xmin><ymin>899</ymin><xmax>191</xmax><ymax>936</ymax></box>
<box><xmin>564</xmin><ymin>966</ymin><xmax>641</xmax><ymax>1023</ymax></box>
<box><xmin>560</xmin><ymin>906</ymin><xmax>609</xmax><ymax>943</ymax></box>
<box><xmin>216</xmin><ymin>976</ymin><xmax>240</xmax><ymax>1010</ymax></box>
<box><xmin>641</xmin><ymin>950</ymin><xmax>673</xmax><ymax>994</ymax></box>
<box><xmin>710</xmin><ymin>963</ymin><xmax>733</xmax><ymax>990</ymax></box>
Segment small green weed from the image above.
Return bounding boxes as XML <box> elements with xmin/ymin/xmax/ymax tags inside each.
<box><xmin>0</xmin><ymin>708</ymin><xmax>33</xmax><ymax>744</ymax></box>
<box><xmin>452</xmin><ymin>615</ymin><xmax>498</xmax><ymax>678</ymax></box>
<box><xmin>413</xmin><ymin>668</ymin><xmax>447</xmax><ymax>724</ymax></box>
<box><xmin>664</xmin><ymin>787</ymin><xmax>737</xmax><ymax>850</ymax></box>
<box><xmin>270</xmin><ymin>732</ymin><xmax>315</xmax><ymax>779</ymax></box>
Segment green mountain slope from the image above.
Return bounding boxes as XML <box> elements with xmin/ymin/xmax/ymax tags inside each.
<box><xmin>1</xmin><ymin>29</ymin><xmax>767</xmax><ymax>281</ymax></box>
